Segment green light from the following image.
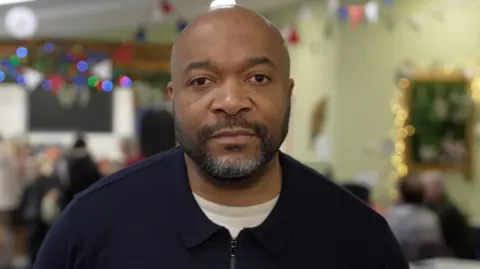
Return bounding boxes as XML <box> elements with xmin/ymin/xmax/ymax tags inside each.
<box><xmin>88</xmin><ymin>76</ymin><xmax>99</xmax><ymax>87</ymax></box>
<box><xmin>9</xmin><ymin>55</ymin><xmax>20</xmax><ymax>67</ymax></box>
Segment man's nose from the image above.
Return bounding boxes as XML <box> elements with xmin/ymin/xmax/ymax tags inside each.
<box><xmin>210</xmin><ymin>80</ymin><xmax>252</xmax><ymax>116</ymax></box>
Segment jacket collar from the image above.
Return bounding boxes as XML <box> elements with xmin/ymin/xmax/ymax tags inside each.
<box><xmin>167</xmin><ymin>148</ymin><xmax>300</xmax><ymax>255</ymax></box>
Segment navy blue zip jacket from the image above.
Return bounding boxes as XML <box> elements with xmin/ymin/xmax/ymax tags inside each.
<box><xmin>33</xmin><ymin>148</ymin><xmax>409</xmax><ymax>269</ymax></box>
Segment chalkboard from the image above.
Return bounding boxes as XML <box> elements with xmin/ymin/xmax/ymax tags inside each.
<box><xmin>404</xmin><ymin>71</ymin><xmax>474</xmax><ymax>177</ymax></box>
<box><xmin>28</xmin><ymin>86</ymin><xmax>113</xmax><ymax>132</ymax></box>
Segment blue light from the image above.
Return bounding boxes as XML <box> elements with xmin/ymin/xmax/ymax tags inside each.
<box><xmin>16</xmin><ymin>74</ymin><xmax>25</xmax><ymax>85</ymax></box>
<box><xmin>0</xmin><ymin>71</ymin><xmax>5</xmax><ymax>82</ymax></box>
<box><xmin>77</xmin><ymin>61</ymin><xmax>88</xmax><ymax>72</ymax></box>
<box><xmin>43</xmin><ymin>42</ymin><xmax>54</xmax><ymax>53</ymax></box>
<box><xmin>16</xmin><ymin>47</ymin><xmax>28</xmax><ymax>58</ymax></box>
<box><xmin>102</xmin><ymin>80</ymin><xmax>113</xmax><ymax>92</ymax></box>
<box><xmin>42</xmin><ymin>80</ymin><xmax>52</xmax><ymax>91</ymax></box>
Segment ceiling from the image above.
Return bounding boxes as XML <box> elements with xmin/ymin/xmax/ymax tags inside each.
<box><xmin>0</xmin><ymin>0</ymin><xmax>302</xmax><ymax>38</ymax></box>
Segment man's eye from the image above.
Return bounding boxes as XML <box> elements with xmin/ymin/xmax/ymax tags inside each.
<box><xmin>249</xmin><ymin>74</ymin><xmax>270</xmax><ymax>84</ymax></box>
<box><xmin>191</xmin><ymin>77</ymin><xmax>210</xmax><ymax>86</ymax></box>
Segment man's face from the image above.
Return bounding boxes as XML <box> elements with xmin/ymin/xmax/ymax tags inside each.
<box><xmin>169</xmin><ymin>19</ymin><xmax>293</xmax><ymax>183</ymax></box>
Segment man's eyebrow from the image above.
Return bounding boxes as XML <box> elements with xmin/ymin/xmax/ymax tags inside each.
<box><xmin>245</xmin><ymin>57</ymin><xmax>275</xmax><ymax>68</ymax></box>
<box><xmin>182</xmin><ymin>57</ymin><xmax>275</xmax><ymax>75</ymax></box>
<box><xmin>183</xmin><ymin>60</ymin><xmax>216</xmax><ymax>75</ymax></box>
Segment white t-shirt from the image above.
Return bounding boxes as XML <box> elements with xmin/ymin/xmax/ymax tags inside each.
<box><xmin>193</xmin><ymin>193</ymin><xmax>279</xmax><ymax>238</ymax></box>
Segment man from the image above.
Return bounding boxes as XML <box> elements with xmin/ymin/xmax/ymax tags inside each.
<box><xmin>385</xmin><ymin>175</ymin><xmax>447</xmax><ymax>261</ymax></box>
<box><xmin>33</xmin><ymin>5</ymin><xmax>408</xmax><ymax>269</ymax></box>
<box><xmin>421</xmin><ymin>171</ymin><xmax>476</xmax><ymax>259</ymax></box>
<box><xmin>0</xmin><ymin>135</ymin><xmax>15</xmax><ymax>269</ymax></box>
<box><xmin>139</xmin><ymin>108</ymin><xmax>175</xmax><ymax>157</ymax></box>
<box><xmin>54</xmin><ymin>137</ymin><xmax>102</xmax><ymax>210</ymax></box>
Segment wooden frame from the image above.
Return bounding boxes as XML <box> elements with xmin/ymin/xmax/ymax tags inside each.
<box><xmin>404</xmin><ymin>69</ymin><xmax>474</xmax><ymax>178</ymax></box>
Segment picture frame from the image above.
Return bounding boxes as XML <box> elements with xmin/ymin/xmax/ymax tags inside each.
<box><xmin>403</xmin><ymin>69</ymin><xmax>475</xmax><ymax>178</ymax></box>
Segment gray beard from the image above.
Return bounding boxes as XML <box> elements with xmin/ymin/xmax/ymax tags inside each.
<box><xmin>200</xmin><ymin>152</ymin><xmax>266</xmax><ymax>180</ymax></box>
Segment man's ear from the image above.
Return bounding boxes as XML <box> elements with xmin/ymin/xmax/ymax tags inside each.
<box><xmin>288</xmin><ymin>78</ymin><xmax>294</xmax><ymax>97</ymax></box>
<box><xmin>167</xmin><ymin>81</ymin><xmax>174</xmax><ymax>100</ymax></box>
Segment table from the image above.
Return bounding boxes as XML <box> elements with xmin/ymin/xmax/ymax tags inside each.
<box><xmin>410</xmin><ymin>258</ymin><xmax>480</xmax><ymax>269</ymax></box>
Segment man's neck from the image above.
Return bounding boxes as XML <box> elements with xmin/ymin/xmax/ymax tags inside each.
<box><xmin>185</xmin><ymin>154</ymin><xmax>282</xmax><ymax>207</ymax></box>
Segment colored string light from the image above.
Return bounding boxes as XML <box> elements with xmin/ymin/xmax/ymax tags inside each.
<box><xmin>102</xmin><ymin>80</ymin><xmax>113</xmax><ymax>91</ymax></box>
<box><xmin>43</xmin><ymin>42</ymin><xmax>54</xmax><ymax>53</ymax></box>
<box><xmin>16</xmin><ymin>47</ymin><xmax>28</xmax><ymax>58</ymax></box>
<box><xmin>77</xmin><ymin>61</ymin><xmax>88</xmax><ymax>72</ymax></box>
<box><xmin>9</xmin><ymin>55</ymin><xmax>20</xmax><ymax>67</ymax></box>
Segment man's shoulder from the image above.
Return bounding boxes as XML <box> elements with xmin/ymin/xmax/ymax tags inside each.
<box><xmin>283</xmin><ymin>154</ymin><xmax>387</xmax><ymax>230</ymax></box>
<box><xmin>75</xmin><ymin>148</ymin><xmax>183</xmax><ymax>201</ymax></box>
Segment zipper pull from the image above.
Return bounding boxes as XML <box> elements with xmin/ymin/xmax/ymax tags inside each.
<box><xmin>230</xmin><ymin>238</ymin><xmax>236</xmax><ymax>269</ymax></box>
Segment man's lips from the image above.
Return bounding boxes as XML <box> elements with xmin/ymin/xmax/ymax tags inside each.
<box><xmin>209</xmin><ymin>130</ymin><xmax>256</xmax><ymax>139</ymax></box>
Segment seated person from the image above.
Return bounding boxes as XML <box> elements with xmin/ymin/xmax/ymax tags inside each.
<box><xmin>385</xmin><ymin>174</ymin><xmax>449</xmax><ymax>261</ymax></box>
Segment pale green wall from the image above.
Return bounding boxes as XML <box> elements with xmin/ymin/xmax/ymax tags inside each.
<box><xmin>265</xmin><ymin>3</ymin><xmax>340</xmax><ymax>169</ymax></box>
<box><xmin>86</xmin><ymin>1</ymin><xmax>480</xmax><ymax>223</ymax></box>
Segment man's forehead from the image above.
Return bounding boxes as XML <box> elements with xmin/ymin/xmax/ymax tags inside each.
<box><xmin>170</xmin><ymin>6</ymin><xmax>289</xmax><ymax>76</ymax></box>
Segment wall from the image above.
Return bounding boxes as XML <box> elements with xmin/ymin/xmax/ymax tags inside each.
<box><xmin>0</xmin><ymin>85</ymin><xmax>135</xmax><ymax>161</ymax></box>
<box><xmin>266</xmin><ymin>2</ymin><xmax>340</xmax><ymax>170</ymax></box>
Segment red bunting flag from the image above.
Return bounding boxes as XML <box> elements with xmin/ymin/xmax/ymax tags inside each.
<box><xmin>348</xmin><ymin>5</ymin><xmax>364</xmax><ymax>29</ymax></box>
<box><xmin>288</xmin><ymin>27</ymin><xmax>300</xmax><ymax>45</ymax></box>
<box><xmin>161</xmin><ymin>0</ymin><xmax>173</xmax><ymax>14</ymax></box>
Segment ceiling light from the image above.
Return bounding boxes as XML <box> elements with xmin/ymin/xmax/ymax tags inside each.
<box><xmin>210</xmin><ymin>0</ymin><xmax>236</xmax><ymax>9</ymax></box>
<box><xmin>0</xmin><ymin>0</ymin><xmax>35</xmax><ymax>6</ymax></box>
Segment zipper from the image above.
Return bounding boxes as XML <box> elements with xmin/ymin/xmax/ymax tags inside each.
<box><xmin>230</xmin><ymin>238</ymin><xmax>237</xmax><ymax>269</ymax></box>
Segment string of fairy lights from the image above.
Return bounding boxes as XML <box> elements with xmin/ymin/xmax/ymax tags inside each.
<box><xmin>387</xmin><ymin>65</ymin><xmax>480</xmax><ymax>200</ymax></box>
<box><xmin>388</xmin><ymin>78</ymin><xmax>413</xmax><ymax>200</ymax></box>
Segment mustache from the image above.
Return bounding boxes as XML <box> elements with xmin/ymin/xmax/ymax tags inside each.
<box><xmin>197</xmin><ymin>117</ymin><xmax>269</xmax><ymax>141</ymax></box>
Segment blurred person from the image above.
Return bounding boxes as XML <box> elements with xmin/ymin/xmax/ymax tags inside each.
<box><xmin>54</xmin><ymin>136</ymin><xmax>102</xmax><ymax>211</ymax></box>
<box><xmin>0</xmin><ymin>135</ymin><xmax>17</xmax><ymax>268</ymax></box>
<box><xmin>385</xmin><ymin>175</ymin><xmax>448</xmax><ymax>261</ymax></box>
<box><xmin>0</xmin><ymin>135</ymin><xmax>16</xmax><ymax>215</ymax></box>
<box><xmin>17</xmin><ymin>154</ymin><xmax>57</xmax><ymax>264</ymax></box>
<box><xmin>0</xmin><ymin>216</ymin><xmax>13</xmax><ymax>269</ymax></box>
<box><xmin>421</xmin><ymin>171</ymin><xmax>476</xmax><ymax>259</ymax></box>
<box><xmin>119</xmin><ymin>137</ymin><xmax>142</xmax><ymax>167</ymax></box>
<box><xmin>12</xmin><ymin>136</ymin><xmax>36</xmax><ymax>187</ymax></box>
<box><xmin>139</xmin><ymin>107</ymin><xmax>176</xmax><ymax>158</ymax></box>
<box><xmin>34</xmin><ymin>6</ymin><xmax>408</xmax><ymax>269</ymax></box>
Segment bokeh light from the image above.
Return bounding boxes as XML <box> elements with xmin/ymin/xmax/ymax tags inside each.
<box><xmin>16</xmin><ymin>47</ymin><xmax>28</xmax><ymax>58</ymax></box>
<box><xmin>88</xmin><ymin>76</ymin><xmax>99</xmax><ymax>87</ymax></box>
<box><xmin>77</xmin><ymin>61</ymin><xmax>88</xmax><ymax>72</ymax></box>
<box><xmin>43</xmin><ymin>42</ymin><xmax>54</xmax><ymax>53</ymax></box>
<box><xmin>102</xmin><ymin>80</ymin><xmax>113</xmax><ymax>92</ymax></box>
<box><xmin>0</xmin><ymin>71</ymin><xmax>5</xmax><ymax>82</ymax></box>
<box><xmin>42</xmin><ymin>80</ymin><xmax>52</xmax><ymax>91</ymax></box>
<box><xmin>16</xmin><ymin>74</ymin><xmax>25</xmax><ymax>85</ymax></box>
<box><xmin>9</xmin><ymin>55</ymin><xmax>20</xmax><ymax>67</ymax></box>
<box><xmin>119</xmin><ymin>76</ymin><xmax>132</xmax><ymax>87</ymax></box>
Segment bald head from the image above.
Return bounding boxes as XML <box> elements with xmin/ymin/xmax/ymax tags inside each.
<box><xmin>170</xmin><ymin>5</ymin><xmax>290</xmax><ymax>79</ymax></box>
